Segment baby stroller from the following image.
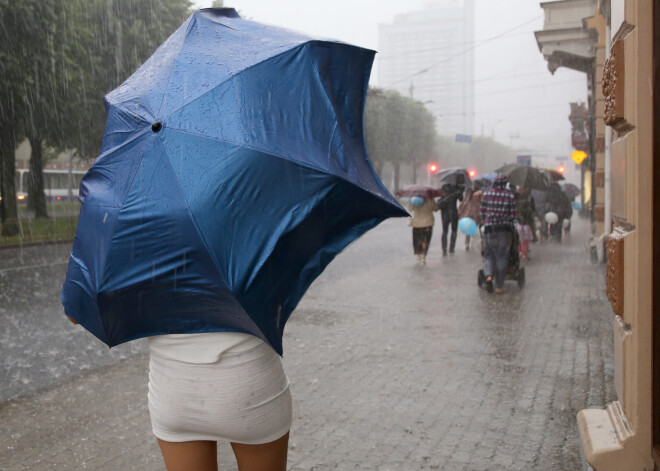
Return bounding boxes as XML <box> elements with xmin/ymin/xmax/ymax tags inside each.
<box><xmin>477</xmin><ymin>226</ymin><xmax>525</xmax><ymax>290</ymax></box>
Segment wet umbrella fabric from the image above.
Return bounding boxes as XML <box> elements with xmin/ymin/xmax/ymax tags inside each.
<box><xmin>473</xmin><ymin>172</ymin><xmax>496</xmax><ymax>190</ymax></box>
<box><xmin>540</xmin><ymin>168</ymin><xmax>565</xmax><ymax>182</ymax></box>
<box><xmin>435</xmin><ymin>167</ymin><xmax>472</xmax><ymax>189</ymax></box>
<box><xmin>61</xmin><ymin>8</ymin><xmax>407</xmax><ymax>355</ymax></box>
<box><xmin>495</xmin><ymin>164</ymin><xmax>548</xmax><ymax>191</ymax></box>
<box><xmin>559</xmin><ymin>182</ymin><xmax>580</xmax><ymax>199</ymax></box>
<box><xmin>395</xmin><ymin>185</ymin><xmax>443</xmax><ymax>199</ymax></box>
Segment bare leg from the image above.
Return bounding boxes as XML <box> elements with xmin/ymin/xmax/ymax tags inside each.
<box><xmin>231</xmin><ymin>432</ymin><xmax>289</xmax><ymax>471</ymax></box>
<box><xmin>157</xmin><ymin>439</ymin><xmax>218</xmax><ymax>471</ymax></box>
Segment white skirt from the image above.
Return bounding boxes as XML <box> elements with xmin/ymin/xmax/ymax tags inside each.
<box><xmin>147</xmin><ymin>336</ymin><xmax>292</xmax><ymax>445</ymax></box>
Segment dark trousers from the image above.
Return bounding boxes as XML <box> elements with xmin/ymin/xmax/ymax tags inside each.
<box><xmin>484</xmin><ymin>231</ymin><xmax>513</xmax><ymax>288</ymax></box>
<box><xmin>441</xmin><ymin>210</ymin><xmax>458</xmax><ymax>253</ymax></box>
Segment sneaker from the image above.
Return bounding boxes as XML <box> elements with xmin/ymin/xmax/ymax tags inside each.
<box><xmin>495</xmin><ymin>287</ymin><xmax>504</xmax><ymax>294</ymax></box>
<box><xmin>485</xmin><ymin>277</ymin><xmax>494</xmax><ymax>293</ymax></box>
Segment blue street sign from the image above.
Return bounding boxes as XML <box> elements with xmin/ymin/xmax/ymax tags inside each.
<box><xmin>516</xmin><ymin>155</ymin><xmax>531</xmax><ymax>165</ymax></box>
<box><xmin>455</xmin><ymin>134</ymin><xmax>472</xmax><ymax>143</ymax></box>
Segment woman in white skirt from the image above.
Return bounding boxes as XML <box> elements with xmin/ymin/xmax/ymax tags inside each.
<box><xmin>67</xmin><ymin>306</ymin><xmax>293</xmax><ymax>471</ymax></box>
<box><xmin>146</xmin><ymin>330</ymin><xmax>293</xmax><ymax>471</ymax></box>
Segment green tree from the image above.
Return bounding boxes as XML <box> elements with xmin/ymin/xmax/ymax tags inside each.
<box><xmin>0</xmin><ymin>0</ymin><xmax>193</xmax><ymax>234</ymax></box>
<box><xmin>14</xmin><ymin>0</ymin><xmax>96</xmax><ymax>218</ymax></box>
<box><xmin>365</xmin><ymin>88</ymin><xmax>437</xmax><ymax>191</ymax></box>
<box><xmin>74</xmin><ymin>0</ymin><xmax>193</xmax><ymax>160</ymax></box>
<box><xmin>0</xmin><ymin>1</ymin><xmax>31</xmax><ymax>234</ymax></box>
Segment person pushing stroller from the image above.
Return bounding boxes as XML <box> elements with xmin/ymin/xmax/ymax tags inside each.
<box><xmin>480</xmin><ymin>174</ymin><xmax>516</xmax><ymax>293</ymax></box>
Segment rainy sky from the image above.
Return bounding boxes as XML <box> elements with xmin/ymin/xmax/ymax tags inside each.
<box><xmin>193</xmin><ymin>0</ymin><xmax>587</xmax><ymax>183</ymax></box>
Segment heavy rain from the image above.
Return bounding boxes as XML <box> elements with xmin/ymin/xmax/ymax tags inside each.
<box><xmin>1</xmin><ymin>0</ymin><xmax>654</xmax><ymax>470</ymax></box>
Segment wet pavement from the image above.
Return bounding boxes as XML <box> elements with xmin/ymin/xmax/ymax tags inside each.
<box><xmin>0</xmin><ymin>242</ymin><xmax>145</xmax><ymax>402</ymax></box>
<box><xmin>0</xmin><ymin>215</ymin><xmax>614</xmax><ymax>470</ymax></box>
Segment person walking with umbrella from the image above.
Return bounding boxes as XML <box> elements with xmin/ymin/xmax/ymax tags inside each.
<box><xmin>62</xmin><ymin>9</ymin><xmax>407</xmax><ymax>471</ymax></box>
<box><xmin>438</xmin><ymin>183</ymin><xmax>464</xmax><ymax>255</ymax></box>
<box><xmin>407</xmin><ymin>194</ymin><xmax>440</xmax><ymax>264</ymax></box>
<box><xmin>480</xmin><ymin>174</ymin><xmax>517</xmax><ymax>293</ymax></box>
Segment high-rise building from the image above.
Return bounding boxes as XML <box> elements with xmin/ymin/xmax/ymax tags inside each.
<box><xmin>378</xmin><ymin>0</ymin><xmax>475</xmax><ymax>137</ymax></box>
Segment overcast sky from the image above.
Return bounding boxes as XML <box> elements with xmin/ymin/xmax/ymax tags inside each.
<box><xmin>192</xmin><ymin>0</ymin><xmax>588</xmax><ymax>178</ymax></box>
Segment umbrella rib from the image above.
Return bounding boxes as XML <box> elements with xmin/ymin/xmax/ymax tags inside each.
<box><xmin>96</xmin><ymin>123</ymin><xmax>152</xmax><ymax>165</ymax></box>
<box><xmin>166</xmin><ymin>127</ymin><xmax>399</xmax><ymax>207</ymax></box>
<box><xmin>105</xmin><ymin>102</ymin><xmax>152</xmax><ymax>125</ymax></box>
<box><xmin>154</xmin><ymin>135</ymin><xmax>230</xmax><ymax>288</ymax></box>
<box><xmin>165</xmin><ymin>126</ymin><xmax>333</xmax><ymax>178</ymax></box>
<box><xmin>155</xmin><ymin>16</ymin><xmax>199</xmax><ymax>119</ymax></box>
<box><xmin>160</xmin><ymin>39</ymin><xmax>329</xmax><ymax>122</ymax></box>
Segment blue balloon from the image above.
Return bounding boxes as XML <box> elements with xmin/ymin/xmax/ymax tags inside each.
<box><xmin>409</xmin><ymin>196</ymin><xmax>424</xmax><ymax>207</ymax></box>
<box><xmin>572</xmin><ymin>201</ymin><xmax>582</xmax><ymax>210</ymax></box>
<box><xmin>459</xmin><ymin>217</ymin><xmax>478</xmax><ymax>236</ymax></box>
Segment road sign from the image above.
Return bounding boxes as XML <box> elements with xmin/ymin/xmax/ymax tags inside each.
<box><xmin>455</xmin><ymin>134</ymin><xmax>472</xmax><ymax>144</ymax></box>
<box><xmin>571</xmin><ymin>150</ymin><xmax>588</xmax><ymax>164</ymax></box>
<box><xmin>516</xmin><ymin>155</ymin><xmax>531</xmax><ymax>165</ymax></box>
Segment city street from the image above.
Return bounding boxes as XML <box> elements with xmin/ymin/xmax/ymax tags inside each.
<box><xmin>0</xmin><ymin>215</ymin><xmax>614</xmax><ymax>470</ymax></box>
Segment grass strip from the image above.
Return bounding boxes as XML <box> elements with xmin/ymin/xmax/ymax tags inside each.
<box><xmin>1</xmin><ymin>215</ymin><xmax>78</xmax><ymax>247</ymax></box>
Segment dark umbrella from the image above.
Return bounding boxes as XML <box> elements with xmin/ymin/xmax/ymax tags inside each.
<box><xmin>495</xmin><ymin>163</ymin><xmax>548</xmax><ymax>190</ymax></box>
<box><xmin>560</xmin><ymin>182</ymin><xmax>580</xmax><ymax>199</ymax></box>
<box><xmin>61</xmin><ymin>8</ymin><xmax>407</xmax><ymax>354</ymax></box>
<box><xmin>395</xmin><ymin>185</ymin><xmax>444</xmax><ymax>199</ymax></box>
<box><xmin>435</xmin><ymin>167</ymin><xmax>472</xmax><ymax>189</ymax></box>
<box><xmin>473</xmin><ymin>172</ymin><xmax>496</xmax><ymax>190</ymax></box>
<box><xmin>540</xmin><ymin>168</ymin><xmax>566</xmax><ymax>182</ymax></box>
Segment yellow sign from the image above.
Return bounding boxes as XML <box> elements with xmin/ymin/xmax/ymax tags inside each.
<box><xmin>571</xmin><ymin>150</ymin><xmax>588</xmax><ymax>164</ymax></box>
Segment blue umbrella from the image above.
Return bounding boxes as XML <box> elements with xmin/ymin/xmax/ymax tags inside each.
<box><xmin>61</xmin><ymin>8</ymin><xmax>407</xmax><ymax>354</ymax></box>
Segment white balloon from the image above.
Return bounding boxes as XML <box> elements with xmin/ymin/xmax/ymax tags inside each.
<box><xmin>545</xmin><ymin>212</ymin><xmax>558</xmax><ymax>224</ymax></box>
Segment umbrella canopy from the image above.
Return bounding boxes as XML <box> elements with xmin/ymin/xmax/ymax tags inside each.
<box><xmin>395</xmin><ymin>185</ymin><xmax>443</xmax><ymax>199</ymax></box>
<box><xmin>435</xmin><ymin>167</ymin><xmax>472</xmax><ymax>189</ymax></box>
<box><xmin>494</xmin><ymin>164</ymin><xmax>548</xmax><ymax>191</ymax></box>
<box><xmin>540</xmin><ymin>168</ymin><xmax>566</xmax><ymax>182</ymax></box>
<box><xmin>61</xmin><ymin>8</ymin><xmax>407</xmax><ymax>354</ymax></box>
<box><xmin>560</xmin><ymin>182</ymin><xmax>580</xmax><ymax>199</ymax></box>
<box><xmin>473</xmin><ymin>172</ymin><xmax>496</xmax><ymax>190</ymax></box>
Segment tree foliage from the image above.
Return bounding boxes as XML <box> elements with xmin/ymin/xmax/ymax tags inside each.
<box><xmin>0</xmin><ymin>0</ymin><xmax>191</xmax><ymax>232</ymax></box>
<box><xmin>364</xmin><ymin>88</ymin><xmax>436</xmax><ymax>191</ymax></box>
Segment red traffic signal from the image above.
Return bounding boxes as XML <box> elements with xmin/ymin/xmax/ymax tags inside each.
<box><xmin>428</xmin><ymin>162</ymin><xmax>439</xmax><ymax>174</ymax></box>
<box><xmin>558</xmin><ymin>165</ymin><xmax>565</xmax><ymax>174</ymax></box>
<box><xmin>468</xmin><ymin>169</ymin><xmax>477</xmax><ymax>178</ymax></box>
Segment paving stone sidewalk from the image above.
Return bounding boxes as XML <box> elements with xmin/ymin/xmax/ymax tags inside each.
<box><xmin>0</xmin><ymin>216</ymin><xmax>614</xmax><ymax>470</ymax></box>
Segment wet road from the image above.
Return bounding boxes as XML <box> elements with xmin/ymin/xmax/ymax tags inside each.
<box><xmin>0</xmin><ymin>242</ymin><xmax>145</xmax><ymax>402</ymax></box>
<box><xmin>0</xmin><ymin>215</ymin><xmax>614</xmax><ymax>470</ymax></box>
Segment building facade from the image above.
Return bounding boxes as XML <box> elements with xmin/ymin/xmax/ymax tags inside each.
<box><xmin>538</xmin><ymin>1</ymin><xmax>657</xmax><ymax>469</ymax></box>
<box><xmin>378</xmin><ymin>0</ymin><xmax>475</xmax><ymax>137</ymax></box>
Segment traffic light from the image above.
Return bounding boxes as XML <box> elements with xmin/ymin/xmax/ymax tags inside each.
<box><xmin>468</xmin><ymin>169</ymin><xmax>477</xmax><ymax>178</ymax></box>
<box><xmin>558</xmin><ymin>165</ymin><xmax>565</xmax><ymax>174</ymax></box>
<box><xmin>428</xmin><ymin>162</ymin><xmax>439</xmax><ymax>174</ymax></box>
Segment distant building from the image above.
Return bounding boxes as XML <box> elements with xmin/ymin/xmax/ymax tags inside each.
<box><xmin>378</xmin><ymin>0</ymin><xmax>475</xmax><ymax>137</ymax></box>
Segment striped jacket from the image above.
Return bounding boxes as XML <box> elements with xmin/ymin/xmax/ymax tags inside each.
<box><xmin>480</xmin><ymin>181</ymin><xmax>516</xmax><ymax>232</ymax></box>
